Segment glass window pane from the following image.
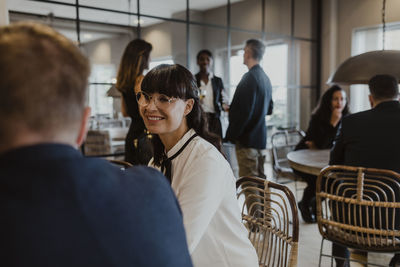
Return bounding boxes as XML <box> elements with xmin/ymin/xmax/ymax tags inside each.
<box><xmin>79</xmin><ymin>0</ymin><xmax>137</xmax><ymax>13</ymax></box>
<box><xmin>79</xmin><ymin>7</ymin><xmax>133</xmax><ymax>26</ymax></box>
<box><xmin>142</xmin><ymin>19</ymin><xmax>187</xmax><ymax>67</ymax></box>
<box><xmin>189</xmin><ymin>25</ymin><xmax>227</xmax><ymax>74</ymax></box>
<box><xmin>141</xmin><ymin>0</ymin><xmax>186</xmax><ymax>21</ymax></box>
<box><xmin>294</xmin><ymin>0</ymin><xmax>315</xmax><ymax>39</ymax></box>
<box><xmin>8</xmin><ymin>0</ymin><xmax>76</xmax><ymax>20</ymax></box>
<box><xmin>231</xmin><ymin>0</ymin><xmax>262</xmax><ymax>32</ymax></box>
<box><xmin>299</xmin><ymin>87</ymin><xmax>313</xmax><ymax>130</ymax></box>
<box><xmin>290</xmin><ymin>40</ymin><xmax>317</xmax><ymax>87</ymax></box>
<box><xmin>262</xmin><ymin>43</ymin><xmax>289</xmax><ymax>128</ymax></box>
<box><xmin>189</xmin><ymin>0</ymin><xmax>227</xmax><ymax>26</ymax></box>
<box><xmin>82</xmin><ymin>33</ymin><xmax>133</xmax><ymax>116</ymax></box>
<box><xmin>265</xmin><ymin>0</ymin><xmax>291</xmax><ymax>36</ymax></box>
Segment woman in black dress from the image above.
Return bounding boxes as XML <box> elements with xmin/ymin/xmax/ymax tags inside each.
<box><xmin>116</xmin><ymin>39</ymin><xmax>153</xmax><ymax>165</ymax></box>
<box><xmin>296</xmin><ymin>85</ymin><xmax>349</xmax><ymax>223</ymax></box>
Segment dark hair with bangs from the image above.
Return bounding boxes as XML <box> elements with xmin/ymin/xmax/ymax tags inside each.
<box><xmin>141</xmin><ymin>64</ymin><xmax>222</xmax><ymax>166</ymax></box>
<box><xmin>313</xmin><ymin>85</ymin><xmax>350</xmax><ymax>122</ymax></box>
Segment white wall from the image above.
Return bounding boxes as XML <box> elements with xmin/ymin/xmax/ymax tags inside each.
<box><xmin>322</xmin><ymin>0</ymin><xmax>400</xmax><ymax>90</ymax></box>
<box><xmin>0</xmin><ymin>0</ymin><xmax>9</xmax><ymax>25</ymax></box>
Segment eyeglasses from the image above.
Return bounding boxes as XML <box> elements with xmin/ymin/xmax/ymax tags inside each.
<box><xmin>136</xmin><ymin>91</ymin><xmax>177</xmax><ymax>108</ymax></box>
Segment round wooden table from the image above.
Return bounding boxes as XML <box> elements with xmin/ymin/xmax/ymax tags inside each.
<box><xmin>287</xmin><ymin>149</ymin><xmax>330</xmax><ymax>176</ymax></box>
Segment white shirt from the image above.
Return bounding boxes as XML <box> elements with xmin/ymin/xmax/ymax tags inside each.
<box><xmin>150</xmin><ymin>129</ymin><xmax>258</xmax><ymax>267</ymax></box>
<box><xmin>199</xmin><ymin>73</ymin><xmax>216</xmax><ymax>113</ymax></box>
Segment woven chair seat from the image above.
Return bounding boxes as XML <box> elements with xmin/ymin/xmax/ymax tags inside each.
<box><xmin>324</xmin><ymin>224</ymin><xmax>400</xmax><ymax>249</ymax></box>
<box><xmin>316</xmin><ymin>165</ymin><xmax>400</xmax><ymax>264</ymax></box>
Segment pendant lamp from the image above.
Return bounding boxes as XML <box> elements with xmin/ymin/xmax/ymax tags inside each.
<box><xmin>327</xmin><ymin>0</ymin><xmax>400</xmax><ymax>85</ymax></box>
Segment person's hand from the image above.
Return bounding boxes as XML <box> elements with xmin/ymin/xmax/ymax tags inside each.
<box><xmin>330</xmin><ymin>108</ymin><xmax>342</xmax><ymax>127</ymax></box>
<box><xmin>222</xmin><ymin>103</ymin><xmax>230</xmax><ymax>112</ymax></box>
<box><xmin>305</xmin><ymin>141</ymin><xmax>317</xmax><ymax>149</ymax></box>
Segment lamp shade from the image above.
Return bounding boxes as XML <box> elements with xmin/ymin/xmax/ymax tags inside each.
<box><xmin>106</xmin><ymin>84</ymin><xmax>121</xmax><ymax>98</ymax></box>
<box><xmin>327</xmin><ymin>50</ymin><xmax>400</xmax><ymax>85</ymax></box>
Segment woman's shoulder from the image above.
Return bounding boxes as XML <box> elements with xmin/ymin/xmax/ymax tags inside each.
<box><xmin>190</xmin><ymin>136</ymin><xmax>228</xmax><ymax>166</ymax></box>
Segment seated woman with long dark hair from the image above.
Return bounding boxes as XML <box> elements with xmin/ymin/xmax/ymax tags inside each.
<box><xmin>137</xmin><ymin>64</ymin><xmax>258</xmax><ymax>267</ymax></box>
<box><xmin>296</xmin><ymin>85</ymin><xmax>349</xmax><ymax>223</ymax></box>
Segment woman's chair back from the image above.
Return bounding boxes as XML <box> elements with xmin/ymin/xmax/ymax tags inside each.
<box><xmin>316</xmin><ymin>165</ymin><xmax>400</xmax><ymax>264</ymax></box>
<box><xmin>237</xmin><ymin>176</ymin><xmax>299</xmax><ymax>267</ymax></box>
<box><xmin>271</xmin><ymin>129</ymin><xmax>304</xmax><ymax>176</ymax></box>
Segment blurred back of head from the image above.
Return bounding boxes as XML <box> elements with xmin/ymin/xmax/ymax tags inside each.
<box><xmin>0</xmin><ymin>22</ymin><xmax>90</xmax><ymax>143</ymax></box>
<box><xmin>368</xmin><ymin>74</ymin><xmax>399</xmax><ymax>101</ymax></box>
<box><xmin>245</xmin><ymin>39</ymin><xmax>265</xmax><ymax>62</ymax></box>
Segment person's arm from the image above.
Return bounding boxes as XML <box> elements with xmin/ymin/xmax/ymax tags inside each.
<box><xmin>306</xmin><ymin>115</ymin><xmax>336</xmax><ymax>149</ymax></box>
<box><xmin>218</xmin><ymin>78</ymin><xmax>229</xmax><ymax>111</ymax></box>
<box><xmin>177</xmin><ymin>151</ymin><xmax>231</xmax><ymax>253</ymax></box>
<box><xmin>329</xmin><ymin>120</ymin><xmax>345</xmax><ymax>165</ymax></box>
<box><xmin>225</xmin><ymin>73</ymin><xmax>257</xmax><ymax>142</ymax></box>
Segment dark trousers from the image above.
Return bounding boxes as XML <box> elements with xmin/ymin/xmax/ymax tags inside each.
<box><xmin>206</xmin><ymin>112</ymin><xmax>222</xmax><ymax>139</ymax></box>
<box><xmin>294</xmin><ymin>170</ymin><xmax>316</xmax><ymax>209</ymax></box>
<box><xmin>332</xmin><ymin>243</ymin><xmax>400</xmax><ymax>267</ymax></box>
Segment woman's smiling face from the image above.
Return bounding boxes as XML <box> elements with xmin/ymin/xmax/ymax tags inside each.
<box><xmin>139</xmin><ymin>92</ymin><xmax>193</xmax><ymax>140</ymax></box>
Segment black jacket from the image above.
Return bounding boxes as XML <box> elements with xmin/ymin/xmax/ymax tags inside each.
<box><xmin>295</xmin><ymin>114</ymin><xmax>339</xmax><ymax>150</ymax></box>
<box><xmin>195</xmin><ymin>73</ymin><xmax>225</xmax><ymax>117</ymax></box>
<box><xmin>225</xmin><ymin>64</ymin><xmax>272</xmax><ymax>149</ymax></box>
<box><xmin>330</xmin><ymin>100</ymin><xmax>400</xmax><ymax>173</ymax></box>
<box><xmin>0</xmin><ymin>144</ymin><xmax>192</xmax><ymax>267</ymax></box>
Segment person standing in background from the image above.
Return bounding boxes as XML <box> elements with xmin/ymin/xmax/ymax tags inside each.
<box><xmin>116</xmin><ymin>39</ymin><xmax>153</xmax><ymax>165</ymax></box>
<box><xmin>195</xmin><ymin>49</ymin><xmax>229</xmax><ymax>139</ymax></box>
<box><xmin>225</xmin><ymin>39</ymin><xmax>272</xmax><ymax>180</ymax></box>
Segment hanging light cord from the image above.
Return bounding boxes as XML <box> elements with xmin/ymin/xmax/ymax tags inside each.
<box><xmin>128</xmin><ymin>0</ymin><xmax>131</xmax><ymax>26</ymax></box>
<box><xmin>382</xmin><ymin>0</ymin><xmax>386</xmax><ymax>50</ymax></box>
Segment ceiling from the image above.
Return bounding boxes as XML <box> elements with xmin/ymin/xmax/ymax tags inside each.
<box><xmin>8</xmin><ymin>0</ymin><xmax>242</xmax><ymax>27</ymax></box>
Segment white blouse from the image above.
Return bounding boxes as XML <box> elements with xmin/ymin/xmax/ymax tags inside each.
<box><xmin>199</xmin><ymin>72</ymin><xmax>215</xmax><ymax>113</ymax></box>
<box><xmin>150</xmin><ymin>129</ymin><xmax>258</xmax><ymax>267</ymax></box>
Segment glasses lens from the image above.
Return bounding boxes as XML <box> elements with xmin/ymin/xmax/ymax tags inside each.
<box><xmin>136</xmin><ymin>92</ymin><xmax>149</xmax><ymax>106</ymax></box>
<box><xmin>156</xmin><ymin>94</ymin><xmax>173</xmax><ymax>108</ymax></box>
<box><xmin>136</xmin><ymin>92</ymin><xmax>175</xmax><ymax>108</ymax></box>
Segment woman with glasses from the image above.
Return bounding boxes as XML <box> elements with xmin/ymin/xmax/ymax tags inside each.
<box><xmin>116</xmin><ymin>39</ymin><xmax>153</xmax><ymax>165</ymax></box>
<box><xmin>137</xmin><ymin>64</ymin><xmax>258</xmax><ymax>267</ymax></box>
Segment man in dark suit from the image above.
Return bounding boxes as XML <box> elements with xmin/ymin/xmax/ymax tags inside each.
<box><xmin>225</xmin><ymin>39</ymin><xmax>272</xmax><ymax>179</ymax></box>
<box><xmin>330</xmin><ymin>74</ymin><xmax>400</xmax><ymax>267</ymax></box>
<box><xmin>0</xmin><ymin>22</ymin><xmax>192</xmax><ymax>267</ymax></box>
<box><xmin>195</xmin><ymin>49</ymin><xmax>228</xmax><ymax>139</ymax></box>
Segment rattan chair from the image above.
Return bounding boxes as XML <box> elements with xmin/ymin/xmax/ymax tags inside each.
<box><xmin>237</xmin><ymin>176</ymin><xmax>299</xmax><ymax>267</ymax></box>
<box><xmin>271</xmin><ymin>129</ymin><xmax>305</xmax><ymax>196</ymax></box>
<box><xmin>108</xmin><ymin>159</ymin><xmax>133</xmax><ymax>170</ymax></box>
<box><xmin>316</xmin><ymin>165</ymin><xmax>400</xmax><ymax>267</ymax></box>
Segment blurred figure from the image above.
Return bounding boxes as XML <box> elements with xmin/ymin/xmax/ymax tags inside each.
<box><xmin>195</xmin><ymin>49</ymin><xmax>228</xmax><ymax>138</ymax></box>
<box><xmin>138</xmin><ymin>64</ymin><xmax>259</xmax><ymax>267</ymax></box>
<box><xmin>296</xmin><ymin>85</ymin><xmax>349</xmax><ymax>223</ymax></box>
<box><xmin>116</xmin><ymin>39</ymin><xmax>153</xmax><ymax>165</ymax></box>
<box><xmin>0</xmin><ymin>22</ymin><xmax>192</xmax><ymax>267</ymax></box>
